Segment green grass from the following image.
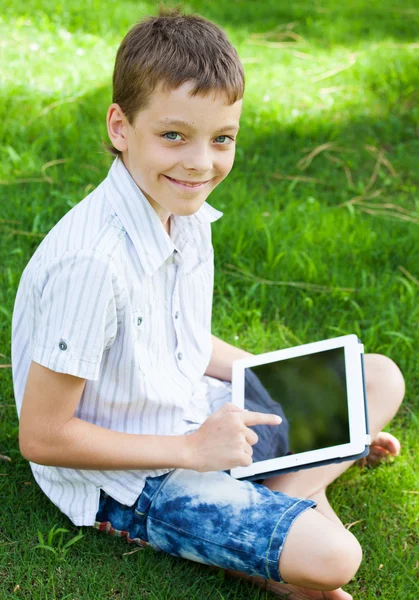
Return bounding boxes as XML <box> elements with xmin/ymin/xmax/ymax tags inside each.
<box><xmin>1</xmin><ymin>0</ymin><xmax>418</xmax><ymax>598</ymax></box>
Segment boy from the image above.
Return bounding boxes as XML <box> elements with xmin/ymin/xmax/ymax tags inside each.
<box><xmin>12</xmin><ymin>7</ymin><xmax>405</xmax><ymax>600</ymax></box>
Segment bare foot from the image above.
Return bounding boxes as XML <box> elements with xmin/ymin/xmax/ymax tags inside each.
<box><xmin>264</xmin><ymin>580</ymin><xmax>353</xmax><ymax>599</ymax></box>
<box><xmin>224</xmin><ymin>568</ymin><xmax>353</xmax><ymax>599</ymax></box>
<box><xmin>360</xmin><ymin>431</ymin><xmax>401</xmax><ymax>466</ymax></box>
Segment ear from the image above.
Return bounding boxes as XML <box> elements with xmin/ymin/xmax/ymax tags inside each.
<box><xmin>106</xmin><ymin>103</ymin><xmax>129</xmax><ymax>152</ymax></box>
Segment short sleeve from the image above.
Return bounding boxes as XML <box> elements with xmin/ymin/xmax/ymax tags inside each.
<box><xmin>32</xmin><ymin>250</ymin><xmax>120</xmax><ymax>381</ymax></box>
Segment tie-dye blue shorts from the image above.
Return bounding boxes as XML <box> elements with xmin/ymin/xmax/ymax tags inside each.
<box><xmin>94</xmin><ymin>468</ymin><xmax>316</xmax><ymax>582</ymax></box>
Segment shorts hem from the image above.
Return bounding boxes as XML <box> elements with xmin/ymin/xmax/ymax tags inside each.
<box><xmin>265</xmin><ymin>498</ymin><xmax>317</xmax><ymax>582</ymax></box>
<box><xmin>93</xmin><ymin>519</ymin><xmax>149</xmax><ymax>547</ymax></box>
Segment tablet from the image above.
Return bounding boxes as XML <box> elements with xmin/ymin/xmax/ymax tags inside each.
<box><xmin>230</xmin><ymin>334</ymin><xmax>370</xmax><ymax>482</ymax></box>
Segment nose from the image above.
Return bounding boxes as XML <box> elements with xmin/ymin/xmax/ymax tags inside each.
<box><xmin>182</xmin><ymin>142</ymin><xmax>213</xmax><ymax>173</ymax></box>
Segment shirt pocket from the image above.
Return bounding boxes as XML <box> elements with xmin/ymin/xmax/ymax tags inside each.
<box><xmin>183</xmin><ymin>248</ymin><xmax>214</xmax><ymax>277</ymax></box>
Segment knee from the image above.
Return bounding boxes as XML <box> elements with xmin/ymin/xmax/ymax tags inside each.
<box><xmin>315</xmin><ymin>530</ymin><xmax>363</xmax><ymax>590</ymax></box>
<box><xmin>279</xmin><ymin>512</ymin><xmax>363</xmax><ymax>590</ymax></box>
<box><xmin>365</xmin><ymin>354</ymin><xmax>405</xmax><ymax>416</ymax></box>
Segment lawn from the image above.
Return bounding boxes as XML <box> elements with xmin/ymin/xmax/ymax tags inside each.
<box><xmin>0</xmin><ymin>0</ymin><xmax>418</xmax><ymax>598</ymax></box>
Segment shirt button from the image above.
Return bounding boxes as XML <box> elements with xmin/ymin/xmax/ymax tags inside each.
<box><xmin>174</xmin><ymin>311</ymin><xmax>179</xmax><ymax>319</ymax></box>
<box><xmin>59</xmin><ymin>341</ymin><xmax>68</xmax><ymax>351</ymax></box>
<box><xmin>177</xmin><ymin>352</ymin><xmax>183</xmax><ymax>360</ymax></box>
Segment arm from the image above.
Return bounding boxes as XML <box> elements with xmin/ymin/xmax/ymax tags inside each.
<box><xmin>204</xmin><ymin>334</ymin><xmax>254</xmax><ymax>382</ymax></box>
<box><xmin>19</xmin><ymin>361</ymin><xmax>191</xmax><ymax>471</ymax></box>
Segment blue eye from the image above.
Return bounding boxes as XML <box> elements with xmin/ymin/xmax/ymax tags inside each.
<box><xmin>163</xmin><ymin>132</ymin><xmax>181</xmax><ymax>141</ymax></box>
<box><xmin>162</xmin><ymin>132</ymin><xmax>235</xmax><ymax>144</ymax></box>
<box><xmin>216</xmin><ymin>135</ymin><xmax>233</xmax><ymax>144</ymax></box>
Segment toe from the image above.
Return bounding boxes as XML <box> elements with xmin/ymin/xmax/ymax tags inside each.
<box><xmin>371</xmin><ymin>432</ymin><xmax>401</xmax><ymax>456</ymax></box>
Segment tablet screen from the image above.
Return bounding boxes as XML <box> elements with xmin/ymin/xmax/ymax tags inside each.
<box><xmin>244</xmin><ymin>348</ymin><xmax>350</xmax><ymax>463</ymax></box>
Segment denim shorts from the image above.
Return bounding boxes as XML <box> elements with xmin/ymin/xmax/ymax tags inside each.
<box><xmin>94</xmin><ymin>468</ymin><xmax>316</xmax><ymax>582</ymax></box>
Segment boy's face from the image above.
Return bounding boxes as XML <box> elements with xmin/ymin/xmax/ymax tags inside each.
<box><xmin>107</xmin><ymin>81</ymin><xmax>242</xmax><ymax>229</ymax></box>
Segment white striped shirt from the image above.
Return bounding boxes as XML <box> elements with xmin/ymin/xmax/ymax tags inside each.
<box><xmin>11</xmin><ymin>157</ymin><xmax>233</xmax><ymax>526</ymax></box>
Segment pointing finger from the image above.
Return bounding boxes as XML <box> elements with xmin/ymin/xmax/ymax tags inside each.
<box><xmin>242</xmin><ymin>411</ymin><xmax>282</xmax><ymax>427</ymax></box>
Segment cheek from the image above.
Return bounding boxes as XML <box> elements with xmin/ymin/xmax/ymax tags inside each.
<box><xmin>135</xmin><ymin>138</ymin><xmax>173</xmax><ymax>170</ymax></box>
<box><xmin>217</xmin><ymin>153</ymin><xmax>235</xmax><ymax>178</ymax></box>
<box><xmin>151</xmin><ymin>148</ymin><xmax>180</xmax><ymax>177</ymax></box>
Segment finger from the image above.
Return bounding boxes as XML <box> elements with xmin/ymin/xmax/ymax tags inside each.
<box><xmin>242</xmin><ymin>411</ymin><xmax>282</xmax><ymax>427</ymax></box>
<box><xmin>243</xmin><ymin>428</ymin><xmax>259</xmax><ymax>446</ymax></box>
<box><xmin>243</xmin><ymin>443</ymin><xmax>253</xmax><ymax>457</ymax></box>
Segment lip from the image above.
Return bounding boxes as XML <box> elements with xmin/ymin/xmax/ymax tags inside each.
<box><xmin>164</xmin><ymin>175</ymin><xmax>211</xmax><ymax>191</ymax></box>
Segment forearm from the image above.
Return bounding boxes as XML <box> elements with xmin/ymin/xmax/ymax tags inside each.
<box><xmin>204</xmin><ymin>334</ymin><xmax>253</xmax><ymax>382</ymax></box>
<box><xmin>22</xmin><ymin>416</ymin><xmax>192</xmax><ymax>471</ymax></box>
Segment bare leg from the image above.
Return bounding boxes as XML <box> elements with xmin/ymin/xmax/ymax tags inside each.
<box><xmin>309</xmin><ymin>489</ymin><xmax>342</xmax><ymax>525</ymax></box>
<box><xmin>262</xmin><ymin>354</ymin><xmax>405</xmax><ymax>500</ymax></box>
<box><xmin>224</xmin><ymin>354</ymin><xmax>405</xmax><ymax>599</ymax></box>
<box><xmin>225</xmin><ymin>508</ymin><xmax>361</xmax><ymax>599</ymax></box>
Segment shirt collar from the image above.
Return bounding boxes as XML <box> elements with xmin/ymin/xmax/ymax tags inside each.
<box><xmin>103</xmin><ymin>158</ymin><xmax>223</xmax><ymax>276</ymax></box>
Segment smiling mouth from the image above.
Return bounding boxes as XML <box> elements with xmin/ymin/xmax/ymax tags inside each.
<box><xmin>164</xmin><ymin>175</ymin><xmax>211</xmax><ymax>188</ymax></box>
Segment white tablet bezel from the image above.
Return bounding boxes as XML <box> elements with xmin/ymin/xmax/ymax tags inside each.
<box><xmin>230</xmin><ymin>334</ymin><xmax>369</xmax><ymax>480</ymax></box>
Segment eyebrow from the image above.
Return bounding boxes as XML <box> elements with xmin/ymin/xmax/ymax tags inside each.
<box><xmin>155</xmin><ymin>119</ymin><xmax>240</xmax><ymax>134</ymax></box>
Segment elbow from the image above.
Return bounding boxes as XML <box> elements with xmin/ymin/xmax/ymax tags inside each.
<box><xmin>19</xmin><ymin>432</ymin><xmax>50</xmax><ymax>465</ymax></box>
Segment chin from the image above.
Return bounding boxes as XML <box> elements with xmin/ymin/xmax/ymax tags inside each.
<box><xmin>172</xmin><ymin>194</ymin><xmax>207</xmax><ymax>212</ymax></box>
<box><xmin>174</xmin><ymin>202</ymin><xmax>204</xmax><ymax>216</ymax></box>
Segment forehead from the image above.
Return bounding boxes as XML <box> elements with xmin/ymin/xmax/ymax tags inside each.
<box><xmin>135</xmin><ymin>81</ymin><xmax>242</xmax><ymax>130</ymax></box>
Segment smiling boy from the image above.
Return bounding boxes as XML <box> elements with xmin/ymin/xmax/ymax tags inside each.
<box><xmin>114</xmin><ymin>85</ymin><xmax>241</xmax><ymax>233</ymax></box>
<box><xmin>12</xmin><ymin>7</ymin><xmax>405</xmax><ymax>600</ymax></box>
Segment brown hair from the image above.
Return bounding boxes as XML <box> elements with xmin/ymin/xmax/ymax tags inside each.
<box><xmin>105</xmin><ymin>4</ymin><xmax>245</xmax><ymax>157</ymax></box>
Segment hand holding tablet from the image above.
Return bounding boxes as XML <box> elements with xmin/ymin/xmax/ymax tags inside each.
<box><xmin>185</xmin><ymin>402</ymin><xmax>283</xmax><ymax>473</ymax></box>
<box><xmin>229</xmin><ymin>334</ymin><xmax>370</xmax><ymax>482</ymax></box>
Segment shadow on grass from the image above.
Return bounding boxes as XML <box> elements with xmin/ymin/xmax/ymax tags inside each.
<box><xmin>1</xmin><ymin>56</ymin><xmax>418</xmax><ymax>213</ymax></box>
<box><xmin>1</xmin><ymin>49</ymin><xmax>419</xmax><ymax>310</ymax></box>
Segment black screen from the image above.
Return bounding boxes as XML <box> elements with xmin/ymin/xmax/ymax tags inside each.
<box><xmin>244</xmin><ymin>348</ymin><xmax>350</xmax><ymax>463</ymax></box>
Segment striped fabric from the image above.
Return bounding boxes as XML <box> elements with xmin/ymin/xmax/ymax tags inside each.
<box><xmin>11</xmin><ymin>157</ymin><xmax>233</xmax><ymax>526</ymax></box>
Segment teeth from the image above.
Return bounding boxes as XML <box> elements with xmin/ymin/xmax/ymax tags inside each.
<box><xmin>167</xmin><ymin>176</ymin><xmax>205</xmax><ymax>187</ymax></box>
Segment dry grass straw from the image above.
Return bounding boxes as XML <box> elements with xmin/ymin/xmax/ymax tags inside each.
<box><xmin>356</xmin><ymin>207</ymin><xmax>419</xmax><ymax>225</ymax></box>
<box><xmin>271</xmin><ymin>173</ymin><xmax>323</xmax><ymax>184</ymax></box>
<box><xmin>275</xmin><ymin>142</ymin><xmax>417</xmax><ymax>225</ymax></box>
<box><xmin>297</xmin><ymin>142</ymin><xmax>351</xmax><ymax>171</ymax></box>
<box><xmin>248</xmin><ymin>21</ymin><xmax>308</xmax><ymax>50</ymax></box>
<box><xmin>40</xmin><ymin>158</ymin><xmax>72</xmax><ymax>184</ymax></box>
<box><xmin>311</xmin><ymin>53</ymin><xmax>357</xmax><ymax>83</ymax></box>
<box><xmin>27</xmin><ymin>92</ymin><xmax>85</xmax><ymax>126</ymax></box>
<box><xmin>344</xmin><ymin>519</ymin><xmax>364</xmax><ymax>531</ymax></box>
<box><xmin>335</xmin><ymin>146</ymin><xmax>419</xmax><ymax>224</ymax></box>
<box><xmin>0</xmin><ymin>159</ymin><xmax>98</xmax><ymax>190</ymax></box>
<box><xmin>0</xmin><ymin>218</ymin><xmax>22</xmax><ymax>224</ymax></box>
<box><xmin>1</xmin><ymin>229</ymin><xmax>46</xmax><ymax>238</ymax></box>
<box><xmin>0</xmin><ymin>158</ymin><xmax>71</xmax><ymax>186</ymax></box>
<box><xmin>365</xmin><ymin>145</ymin><xmax>398</xmax><ymax>178</ymax></box>
<box><xmin>318</xmin><ymin>85</ymin><xmax>350</xmax><ymax>95</ymax></box>
<box><xmin>275</xmin><ymin>319</ymin><xmax>303</xmax><ymax>346</ymax></box>
<box><xmin>0</xmin><ymin>177</ymin><xmax>49</xmax><ymax>185</ymax></box>
<box><xmin>398</xmin><ymin>266</ymin><xmax>419</xmax><ymax>287</ymax></box>
<box><xmin>223</xmin><ymin>263</ymin><xmax>356</xmax><ymax>293</ymax></box>
<box><xmin>325</xmin><ymin>153</ymin><xmax>355</xmax><ymax>187</ymax></box>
